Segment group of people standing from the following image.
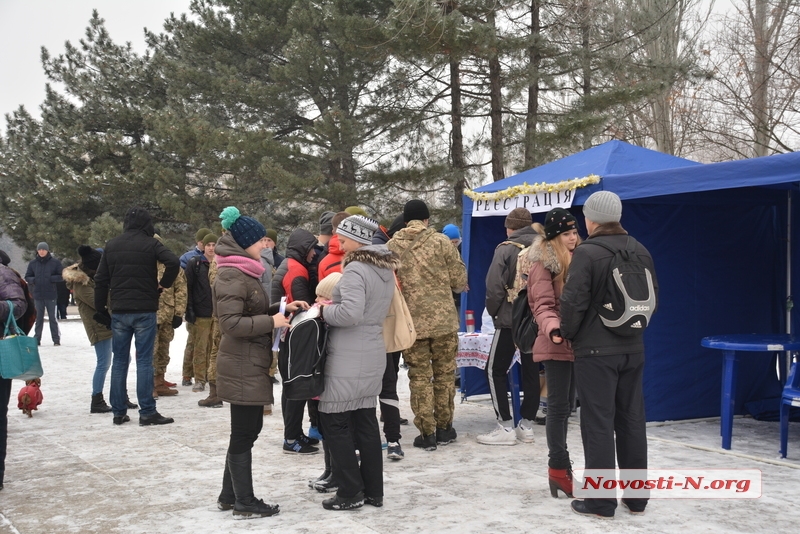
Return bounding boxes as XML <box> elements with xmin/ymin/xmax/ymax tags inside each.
<box><xmin>482</xmin><ymin>191</ymin><xmax>658</xmax><ymax>519</ymax></box>
<box><xmin>1</xmin><ymin>188</ymin><xmax>656</xmax><ymax>521</ymax></box>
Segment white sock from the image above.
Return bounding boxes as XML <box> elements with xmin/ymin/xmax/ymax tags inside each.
<box><xmin>519</xmin><ymin>418</ymin><xmax>533</xmax><ymax>428</ymax></box>
<box><xmin>501</xmin><ymin>420</ymin><xmax>514</xmax><ymax>430</ymax></box>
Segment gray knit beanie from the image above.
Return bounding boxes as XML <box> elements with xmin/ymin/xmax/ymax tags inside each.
<box><xmin>582</xmin><ymin>191</ymin><xmax>622</xmax><ymax>224</ymax></box>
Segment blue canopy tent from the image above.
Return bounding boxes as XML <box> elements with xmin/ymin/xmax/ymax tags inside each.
<box><xmin>461</xmin><ymin>141</ymin><xmax>800</xmax><ymax>421</ymax></box>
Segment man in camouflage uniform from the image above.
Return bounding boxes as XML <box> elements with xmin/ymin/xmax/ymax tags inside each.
<box><xmin>198</xmin><ymin>254</ymin><xmax>223</xmax><ymax>407</ymax></box>
<box><xmin>387</xmin><ymin>200</ymin><xmax>467</xmax><ymax>451</ymax></box>
<box><xmin>153</xmin><ymin>242</ymin><xmax>188</xmax><ymax>398</ymax></box>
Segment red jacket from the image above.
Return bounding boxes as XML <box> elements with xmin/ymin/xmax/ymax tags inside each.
<box><xmin>318</xmin><ymin>235</ymin><xmax>345</xmax><ymax>279</ymax></box>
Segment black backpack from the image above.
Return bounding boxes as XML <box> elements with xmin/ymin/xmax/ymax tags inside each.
<box><xmin>584</xmin><ymin>237</ymin><xmax>656</xmax><ymax>337</ymax></box>
<box><xmin>511</xmin><ymin>286</ymin><xmax>538</xmax><ymax>354</ymax></box>
<box><xmin>278</xmin><ymin>311</ymin><xmax>328</xmax><ymax>400</ymax></box>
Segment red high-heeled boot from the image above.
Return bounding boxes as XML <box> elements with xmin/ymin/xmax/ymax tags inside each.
<box><xmin>548</xmin><ymin>467</ymin><xmax>574</xmax><ymax>498</ymax></box>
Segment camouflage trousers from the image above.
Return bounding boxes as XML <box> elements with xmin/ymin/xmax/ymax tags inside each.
<box><xmin>191</xmin><ymin>317</ymin><xmax>214</xmax><ymax>384</ymax></box>
<box><xmin>403</xmin><ymin>332</ymin><xmax>458</xmax><ymax>436</ymax></box>
<box><xmin>182</xmin><ymin>322</ymin><xmax>196</xmax><ymax>378</ymax></box>
<box><xmin>153</xmin><ymin>322</ymin><xmax>175</xmax><ymax>376</ymax></box>
<box><xmin>207</xmin><ymin>317</ymin><xmax>221</xmax><ymax>383</ymax></box>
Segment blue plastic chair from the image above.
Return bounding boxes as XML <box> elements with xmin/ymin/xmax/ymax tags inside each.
<box><xmin>780</xmin><ymin>360</ymin><xmax>800</xmax><ymax>458</ymax></box>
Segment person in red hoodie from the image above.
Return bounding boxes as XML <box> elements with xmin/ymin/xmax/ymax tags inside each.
<box><xmin>271</xmin><ymin>228</ymin><xmax>320</xmax><ymax>454</ymax></box>
<box><xmin>318</xmin><ymin>212</ymin><xmax>350</xmax><ymax>280</ymax></box>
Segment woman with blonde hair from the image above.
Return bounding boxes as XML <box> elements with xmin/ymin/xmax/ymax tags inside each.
<box><xmin>527</xmin><ymin>207</ymin><xmax>580</xmax><ymax>498</ymax></box>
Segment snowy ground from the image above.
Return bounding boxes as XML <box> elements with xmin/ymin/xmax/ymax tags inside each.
<box><xmin>1</xmin><ymin>317</ymin><xmax>799</xmax><ymax>534</ymax></box>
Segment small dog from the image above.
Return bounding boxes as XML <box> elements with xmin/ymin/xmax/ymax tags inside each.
<box><xmin>18</xmin><ymin>378</ymin><xmax>43</xmax><ymax>417</ymax></box>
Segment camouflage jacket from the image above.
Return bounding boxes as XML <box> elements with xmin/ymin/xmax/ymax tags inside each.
<box><xmin>387</xmin><ymin>220</ymin><xmax>467</xmax><ymax>338</ymax></box>
<box><xmin>157</xmin><ymin>262</ymin><xmax>187</xmax><ymax>324</ymax></box>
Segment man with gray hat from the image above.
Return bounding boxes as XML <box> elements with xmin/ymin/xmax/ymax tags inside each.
<box><xmin>560</xmin><ymin>191</ymin><xmax>658</xmax><ymax>519</ymax></box>
<box><xmin>24</xmin><ymin>242</ymin><xmax>64</xmax><ymax>346</ymax></box>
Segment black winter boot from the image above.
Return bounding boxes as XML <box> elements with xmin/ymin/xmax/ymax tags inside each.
<box><xmin>228</xmin><ymin>451</ymin><xmax>280</xmax><ymax>519</ymax></box>
<box><xmin>90</xmin><ymin>393</ymin><xmax>112</xmax><ymax>413</ymax></box>
<box><xmin>218</xmin><ymin>458</ymin><xmax>235</xmax><ymax>510</ymax></box>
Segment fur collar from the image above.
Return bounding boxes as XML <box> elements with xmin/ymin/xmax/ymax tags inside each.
<box><xmin>590</xmin><ymin>222</ymin><xmax>628</xmax><ymax>237</ymax></box>
<box><xmin>62</xmin><ymin>263</ymin><xmax>92</xmax><ymax>285</ymax></box>
<box><xmin>526</xmin><ymin>235</ymin><xmax>562</xmax><ymax>275</ymax></box>
<box><xmin>343</xmin><ymin>246</ymin><xmax>401</xmax><ymax>271</ymax></box>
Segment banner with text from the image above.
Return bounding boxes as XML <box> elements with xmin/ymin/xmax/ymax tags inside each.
<box><xmin>471</xmin><ymin>190</ymin><xmax>575</xmax><ymax>217</ymax></box>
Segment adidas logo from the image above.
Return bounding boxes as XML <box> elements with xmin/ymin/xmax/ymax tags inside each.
<box><xmin>603</xmin><ymin>303</ymin><xmax>614</xmax><ymax>311</ymax></box>
<box><xmin>630</xmin><ymin>320</ymin><xmax>643</xmax><ymax>328</ymax></box>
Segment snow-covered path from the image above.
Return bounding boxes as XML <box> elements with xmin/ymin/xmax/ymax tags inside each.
<box><xmin>1</xmin><ymin>319</ymin><xmax>798</xmax><ymax>533</ymax></box>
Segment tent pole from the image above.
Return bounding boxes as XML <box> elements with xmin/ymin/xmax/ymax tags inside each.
<box><xmin>787</xmin><ymin>190</ymin><xmax>793</xmax><ymax>377</ymax></box>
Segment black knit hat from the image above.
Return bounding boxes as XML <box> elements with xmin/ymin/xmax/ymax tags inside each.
<box><xmin>219</xmin><ymin>206</ymin><xmax>266</xmax><ymax>250</ymax></box>
<box><xmin>403</xmin><ymin>199</ymin><xmax>430</xmax><ymax>223</ymax></box>
<box><xmin>0</xmin><ymin>249</ymin><xmax>10</xmax><ymax>266</ymax></box>
<box><xmin>544</xmin><ymin>208</ymin><xmax>578</xmax><ymax>240</ymax></box>
<box><xmin>387</xmin><ymin>213</ymin><xmax>406</xmax><ymax>238</ymax></box>
<box><xmin>77</xmin><ymin>245</ymin><xmax>103</xmax><ymax>271</ymax></box>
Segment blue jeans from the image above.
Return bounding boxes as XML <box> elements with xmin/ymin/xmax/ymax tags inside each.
<box><xmin>110</xmin><ymin>312</ymin><xmax>157</xmax><ymax>416</ymax></box>
<box><xmin>34</xmin><ymin>298</ymin><xmax>59</xmax><ymax>343</ymax></box>
<box><xmin>92</xmin><ymin>338</ymin><xmax>112</xmax><ymax>396</ymax></box>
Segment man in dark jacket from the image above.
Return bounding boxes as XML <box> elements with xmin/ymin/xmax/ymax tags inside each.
<box><xmin>270</xmin><ymin>228</ymin><xmax>320</xmax><ymax>454</ymax></box>
<box><xmin>560</xmin><ymin>191</ymin><xmax>658</xmax><ymax>519</ymax></box>
<box><xmin>479</xmin><ymin>208</ymin><xmax>539</xmax><ymax>445</ymax></box>
<box><xmin>94</xmin><ymin>207</ymin><xmax>181</xmax><ymax>426</ymax></box>
<box><xmin>186</xmin><ymin>233</ymin><xmax>217</xmax><ymax>393</ymax></box>
<box><xmin>24</xmin><ymin>242</ymin><xmax>63</xmax><ymax>346</ymax></box>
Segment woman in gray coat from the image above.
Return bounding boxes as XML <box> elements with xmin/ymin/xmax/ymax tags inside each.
<box><xmin>318</xmin><ymin>215</ymin><xmax>398</xmax><ymax>511</ymax></box>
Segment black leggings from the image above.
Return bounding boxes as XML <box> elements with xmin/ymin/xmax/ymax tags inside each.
<box><xmin>228</xmin><ymin>403</ymin><xmax>264</xmax><ymax>455</ymax></box>
<box><xmin>379</xmin><ymin>351</ymin><xmax>402</xmax><ymax>442</ymax></box>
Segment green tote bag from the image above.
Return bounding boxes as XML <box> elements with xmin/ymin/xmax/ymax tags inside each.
<box><xmin>0</xmin><ymin>301</ymin><xmax>44</xmax><ymax>380</ymax></box>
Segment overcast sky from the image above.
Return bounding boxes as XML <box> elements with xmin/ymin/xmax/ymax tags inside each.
<box><xmin>0</xmin><ymin>0</ymin><xmax>190</xmax><ymax>121</ymax></box>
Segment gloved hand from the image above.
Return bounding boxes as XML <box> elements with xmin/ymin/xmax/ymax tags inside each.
<box><xmin>93</xmin><ymin>311</ymin><xmax>112</xmax><ymax>329</ymax></box>
<box><xmin>185</xmin><ymin>308</ymin><xmax>196</xmax><ymax>324</ymax></box>
<box><xmin>171</xmin><ymin>316</ymin><xmax>183</xmax><ymax>329</ymax></box>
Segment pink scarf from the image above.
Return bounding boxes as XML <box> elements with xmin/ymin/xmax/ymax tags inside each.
<box><xmin>215</xmin><ymin>254</ymin><xmax>265</xmax><ymax>279</ymax></box>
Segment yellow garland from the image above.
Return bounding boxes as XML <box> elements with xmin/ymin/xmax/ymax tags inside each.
<box><xmin>464</xmin><ymin>175</ymin><xmax>601</xmax><ymax>201</ymax></box>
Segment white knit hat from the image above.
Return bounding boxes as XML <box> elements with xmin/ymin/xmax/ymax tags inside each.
<box><xmin>582</xmin><ymin>191</ymin><xmax>622</xmax><ymax>224</ymax></box>
<box><xmin>316</xmin><ymin>272</ymin><xmax>342</xmax><ymax>300</ymax></box>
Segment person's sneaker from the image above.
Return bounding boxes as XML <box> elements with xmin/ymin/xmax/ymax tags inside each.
<box><xmin>192</xmin><ymin>381</ymin><xmax>205</xmax><ymax>392</ymax></box>
<box><xmin>571</xmin><ymin>499</ymin><xmax>614</xmax><ymax>519</ymax></box>
<box><xmin>54</xmin><ymin>342</ymin><xmax>60</xmax><ymax>346</ymax></box>
<box><xmin>308</xmin><ymin>470</ymin><xmax>331</xmax><ymax>489</ymax></box>
<box><xmin>283</xmin><ymin>439</ymin><xmax>319</xmax><ymax>455</ymax></box>
<box><xmin>436</xmin><ymin>425</ymin><xmax>457</xmax><ymax>445</ymax></box>
<box><xmin>621</xmin><ymin>500</ymin><xmax>646</xmax><ymax>515</ymax></box>
<box><xmin>412</xmin><ymin>433</ymin><xmax>437</xmax><ymax>451</ymax></box>
<box><xmin>364</xmin><ymin>495</ymin><xmax>383</xmax><ymax>507</ymax></box>
<box><xmin>476</xmin><ymin>423</ymin><xmax>517</xmax><ymax>445</ymax></box>
<box><xmin>387</xmin><ymin>442</ymin><xmax>404</xmax><ymax>460</ymax></box>
<box><xmin>515</xmin><ymin>419</ymin><xmax>535</xmax><ymax>443</ymax></box>
<box><xmin>399</xmin><ymin>417</ymin><xmax>409</xmax><ymax>425</ymax></box>
<box><xmin>299</xmin><ymin>433</ymin><xmax>320</xmax><ymax>446</ymax></box>
<box><xmin>322</xmin><ymin>492</ymin><xmax>364</xmax><ymax>511</ymax></box>
<box><xmin>182</xmin><ymin>377</ymin><xmax>193</xmax><ymax>386</ymax></box>
<box><xmin>313</xmin><ymin>474</ymin><xmax>339</xmax><ymax>493</ymax></box>
<box><xmin>232</xmin><ymin>498</ymin><xmax>280</xmax><ymax>519</ymax></box>
<box><xmin>125</xmin><ymin>399</ymin><xmax>139</xmax><ymax>409</ymax></box>
<box><xmin>139</xmin><ymin>411</ymin><xmax>174</xmax><ymax>426</ymax></box>
<box><xmin>307</xmin><ymin>426</ymin><xmax>323</xmax><ymax>441</ymax></box>
<box><xmin>113</xmin><ymin>415</ymin><xmax>130</xmax><ymax>425</ymax></box>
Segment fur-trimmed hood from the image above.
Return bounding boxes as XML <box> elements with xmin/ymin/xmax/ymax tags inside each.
<box><xmin>342</xmin><ymin>245</ymin><xmax>401</xmax><ymax>277</ymax></box>
<box><xmin>62</xmin><ymin>263</ymin><xmax>93</xmax><ymax>285</ymax></box>
<box><xmin>527</xmin><ymin>235</ymin><xmax>562</xmax><ymax>275</ymax></box>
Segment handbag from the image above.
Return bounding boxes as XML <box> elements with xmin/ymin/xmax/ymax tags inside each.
<box><xmin>0</xmin><ymin>301</ymin><xmax>44</xmax><ymax>380</ymax></box>
<box><xmin>383</xmin><ymin>278</ymin><xmax>417</xmax><ymax>353</ymax></box>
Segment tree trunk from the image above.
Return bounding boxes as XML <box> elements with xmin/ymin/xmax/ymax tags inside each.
<box><xmin>524</xmin><ymin>0</ymin><xmax>541</xmax><ymax>169</ymax></box>
<box><xmin>450</xmin><ymin>58</ymin><xmax>466</xmax><ymax>210</ymax></box>
<box><xmin>580</xmin><ymin>0</ymin><xmax>592</xmax><ymax>150</ymax></box>
<box><xmin>488</xmin><ymin>11</ymin><xmax>505</xmax><ymax>181</ymax></box>
<box><xmin>752</xmin><ymin>0</ymin><xmax>770</xmax><ymax>157</ymax></box>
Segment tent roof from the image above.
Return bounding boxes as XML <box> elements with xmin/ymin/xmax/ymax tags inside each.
<box><xmin>585</xmin><ymin>150</ymin><xmax>800</xmax><ymax>203</ymax></box>
<box><xmin>474</xmin><ymin>140</ymin><xmax>700</xmax><ymax>193</ymax></box>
